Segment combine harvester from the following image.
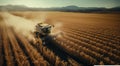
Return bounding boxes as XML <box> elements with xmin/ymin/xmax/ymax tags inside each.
<box><xmin>34</xmin><ymin>23</ymin><xmax>54</xmax><ymax>45</ymax></box>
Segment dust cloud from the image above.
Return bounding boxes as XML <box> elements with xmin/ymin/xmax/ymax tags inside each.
<box><xmin>1</xmin><ymin>12</ymin><xmax>63</xmax><ymax>40</ymax></box>
<box><xmin>51</xmin><ymin>22</ymin><xmax>63</xmax><ymax>38</ymax></box>
<box><xmin>1</xmin><ymin>12</ymin><xmax>44</xmax><ymax>40</ymax></box>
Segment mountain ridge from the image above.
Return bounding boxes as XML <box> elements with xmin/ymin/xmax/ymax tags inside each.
<box><xmin>0</xmin><ymin>5</ymin><xmax>120</xmax><ymax>13</ymax></box>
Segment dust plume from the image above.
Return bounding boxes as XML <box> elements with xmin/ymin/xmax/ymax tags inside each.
<box><xmin>51</xmin><ymin>22</ymin><xmax>63</xmax><ymax>38</ymax></box>
<box><xmin>1</xmin><ymin>12</ymin><xmax>45</xmax><ymax>40</ymax></box>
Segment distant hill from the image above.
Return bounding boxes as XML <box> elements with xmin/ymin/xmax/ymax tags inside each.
<box><xmin>0</xmin><ymin>5</ymin><xmax>120</xmax><ymax>13</ymax></box>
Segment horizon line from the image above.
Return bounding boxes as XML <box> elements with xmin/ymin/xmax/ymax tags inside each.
<box><xmin>0</xmin><ymin>4</ymin><xmax>119</xmax><ymax>8</ymax></box>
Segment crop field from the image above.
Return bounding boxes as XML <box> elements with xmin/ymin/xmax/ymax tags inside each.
<box><xmin>0</xmin><ymin>11</ymin><xmax>120</xmax><ymax>66</ymax></box>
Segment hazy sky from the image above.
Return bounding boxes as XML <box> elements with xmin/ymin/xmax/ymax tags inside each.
<box><xmin>0</xmin><ymin>0</ymin><xmax>120</xmax><ymax>8</ymax></box>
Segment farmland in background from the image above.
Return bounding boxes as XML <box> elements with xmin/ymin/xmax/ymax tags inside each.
<box><xmin>0</xmin><ymin>11</ymin><xmax>120</xmax><ymax>66</ymax></box>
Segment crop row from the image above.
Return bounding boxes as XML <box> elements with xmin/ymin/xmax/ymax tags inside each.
<box><xmin>2</xmin><ymin>27</ymin><xmax>15</xmax><ymax>66</ymax></box>
<box><xmin>7</xmin><ymin>28</ymin><xmax>30</xmax><ymax>66</ymax></box>
<box><xmin>0</xmin><ymin>25</ymin><xmax>4</xmax><ymax>66</ymax></box>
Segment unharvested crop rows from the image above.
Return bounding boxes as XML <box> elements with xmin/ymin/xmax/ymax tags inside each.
<box><xmin>63</xmin><ymin>28</ymin><xmax>120</xmax><ymax>54</ymax></box>
<box><xmin>0</xmin><ymin>25</ymin><xmax>50</xmax><ymax>66</ymax></box>
<box><xmin>62</xmin><ymin>28</ymin><xmax>119</xmax><ymax>50</ymax></box>
<box><xmin>61</xmin><ymin>24</ymin><xmax>120</xmax><ymax>51</ymax></box>
<box><xmin>51</xmin><ymin>24</ymin><xmax>120</xmax><ymax>65</ymax></box>
<box><xmin>63</xmin><ymin>23</ymin><xmax>120</xmax><ymax>44</ymax></box>
<box><xmin>63</xmin><ymin>30</ymin><xmax>119</xmax><ymax>64</ymax></box>
<box><xmin>7</xmin><ymin>28</ymin><xmax>30</xmax><ymax>66</ymax></box>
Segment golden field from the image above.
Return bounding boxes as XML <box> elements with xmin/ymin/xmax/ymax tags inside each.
<box><xmin>0</xmin><ymin>11</ymin><xmax>120</xmax><ymax>66</ymax></box>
